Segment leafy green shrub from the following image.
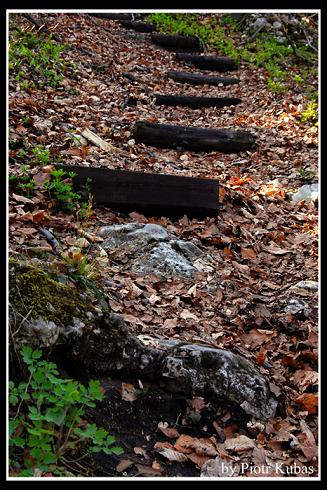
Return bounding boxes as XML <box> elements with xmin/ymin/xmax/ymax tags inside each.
<box><xmin>9</xmin><ymin>165</ymin><xmax>35</xmax><ymax>197</ymax></box>
<box><xmin>9</xmin><ymin>346</ymin><xmax>123</xmax><ymax>477</ymax></box>
<box><xmin>32</xmin><ymin>145</ymin><xmax>51</xmax><ymax>165</ymax></box>
<box><xmin>43</xmin><ymin>169</ymin><xmax>82</xmax><ymax>213</ymax></box>
<box><xmin>301</xmin><ymin>100</ymin><xmax>318</xmax><ymax>125</ymax></box>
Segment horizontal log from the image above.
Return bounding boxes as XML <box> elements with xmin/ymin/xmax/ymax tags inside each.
<box><xmin>120</xmin><ymin>20</ymin><xmax>157</xmax><ymax>32</ymax></box>
<box><xmin>90</xmin><ymin>13</ymin><xmax>134</xmax><ymax>21</ymax></box>
<box><xmin>133</xmin><ymin>121</ymin><xmax>254</xmax><ymax>153</ymax></box>
<box><xmin>151</xmin><ymin>33</ymin><xmax>202</xmax><ymax>52</ymax></box>
<box><xmin>176</xmin><ymin>53</ymin><xmax>238</xmax><ymax>71</ymax></box>
<box><xmin>155</xmin><ymin>94</ymin><xmax>241</xmax><ymax>109</ymax></box>
<box><xmin>167</xmin><ymin>70</ymin><xmax>240</xmax><ymax>86</ymax></box>
<box><xmin>55</xmin><ymin>165</ymin><xmax>219</xmax><ymax>217</ymax></box>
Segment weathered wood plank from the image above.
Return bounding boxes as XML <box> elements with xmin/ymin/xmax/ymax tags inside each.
<box><xmin>56</xmin><ymin>165</ymin><xmax>219</xmax><ymax>217</ymax></box>
<box><xmin>120</xmin><ymin>20</ymin><xmax>157</xmax><ymax>32</ymax></box>
<box><xmin>155</xmin><ymin>94</ymin><xmax>241</xmax><ymax>109</ymax></box>
<box><xmin>176</xmin><ymin>53</ymin><xmax>238</xmax><ymax>71</ymax></box>
<box><xmin>133</xmin><ymin>121</ymin><xmax>254</xmax><ymax>153</ymax></box>
<box><xmin>151</xmin><ymin>33</ymin><xmax>202</xmax><ymax>52</ymax></box>
<box><xmin>167</xmin><ymin>70</ymin><xmax>240</xmax><ymax>86</ymax></box>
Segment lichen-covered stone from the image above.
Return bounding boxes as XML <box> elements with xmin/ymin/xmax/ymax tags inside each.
<box><xmin>158</xmin><ymin>342</ymin><xmax>277</xmax><ymax>420</ymax></box>
<box><xmin>98</xmin><ymin>222</ymin><xmax>213</xmax><ymax>278</ymax></box>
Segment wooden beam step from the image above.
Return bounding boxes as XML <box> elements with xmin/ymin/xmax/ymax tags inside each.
<box><xmin>120</xmin><ymin>20</ymin><xmax>157</xmax><ymax>32</ymax></box>
<box><xmin>133</xmin><ymin>121</ymin><xmax>254</xmax><ymax>153</ymax></box>
<box><xmin>151</xmin><ymin>33</ymin><xmax>202</xmax><ymax>52</ymax></box>
<box><xmin>55</xmin><ymin>165</ymin><xmax>219</xmax><ymax>218</ymax></box>
<box><xmin>167</xmin><ymin>70</ymin><xmax>239</xmax><ymax>86</ymax></box>
<box><xmin>90</xmin><ymin>13</ymin><xmax>134</xmax><ymax>21</ymax></box>
<box><xmin>176</xmin><ymin>53</ymin><xmax>238</xmax><ymax>71</ymax></box>
<box><xmin>155</xmin><ymin>94</ymin><xmax>241</xmax><ymax>109</ymax></box>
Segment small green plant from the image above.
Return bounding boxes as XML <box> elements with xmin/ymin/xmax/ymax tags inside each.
<box><xmin>301</xmin><ymin>100</ymin><xmax>318</xmax><ymax>125</ymax></box>
<box><xmin>9</xmin><ymin>346</ymin><xmax>123</xmax><ymax>476</ymax></box>
<box><xmin>32</xmin><ymin>146</ymin><xmax>51</xmax><ymax>166</ymax></box>
<box><xmin>9</xmin><ymin>29</ymin><xmax>71</xmax><ymax>89</ymax></box>
<box><xmin>298</xmin><ymin>168</ymin><xmax>315</xmax><ymax>181</ymax></box>
<box><xmin>9</xmin><ymin>165</ymin><xmax>35</xmax><ymax>197</ymax></box>
<box><xmin>267</xmin><ymin>78</ymin><xmax>287</xmax><ymax>94</ymax></box>
<box><xmin>43</xmin><ymin>169</ymin><xmax>81</xmax><ymax>213</ymax></box>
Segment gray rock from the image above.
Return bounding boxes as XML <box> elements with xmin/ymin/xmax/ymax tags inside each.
<box><xmin>291</xmin><ymin>183</ymin><xmax>318</xmax><ymax>203</ymax></box>
<box><xmin>293</xmin><ymin>280</ymin><xmax>318</xmax><ymax>291</ymax></box>
<box><xmin>158</xmin><ymin>342</ymin><xmax>277</xmax><ymax>420</ymax></box>
<box><xmin>285</xmin><ymin>298</ymin><xmax>312</xmax><ymax>317</ymax></box>
<box><xmin>99</xmin><ymin>223</ymin><xmax>213</xmax><ymax>278</ymax></box>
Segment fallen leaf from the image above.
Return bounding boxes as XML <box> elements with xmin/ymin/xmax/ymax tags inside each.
<box><xmin>121</xmin><ymin>383</ymin><xmax>138</xmax><ymax>402</ymax></box>
<box><xmin>19</xmin><ymin>227</ymin><xmax>38</xmax><ymax>235</ymax></box>
<box><xmin>256</xmin><ymin>348</ymin><xmax>267</xmax><ymax>366</ymax></box>
<box><xmin>191</xmin><ymin>397</ymin><xmax>206</xmax><ymax>411</ymax></box>
<box><xmin>241</xmin><ymin>247</ymin><xmax>257</xmax><ymax>260</ymax></box>
<box><xmin>223</xmin><ymin>435</ymin><xmax>256</xmax><ymax>452</ymax></box>
<box><xmin>215</xmin><ymin>288</ymin><xmax>223</xmax><ymax>305</ymax></box>
<box><xmin>264</xmin><ymin>245</ymin><xmax>293</xmax><ymax>255</ymax></box>
<box><xmin>116</xmin><ymin>459</ymin><xmax>134</xmax><ymax>472</ymax></box>
<box><xmin>180</xmin><ymin>309</ymin><xmax>198</xmax><ymax>321</ymax></box>
<box><xmin>32</xmin><ymin>210</ymin><xmax>46</xmax><ymax>224</ymax></box>
<box><xmin>163</xmin><ymin>318</ymin><xmax>177</xmax><ymax>330</ymax></box>
<box><xmin>157</xmin><ymin>422</ymin><xmax>180</xmax><ymax>439</ymax></box>
<box><xmin>174</xmin><ymin>435</ymin><xmax>217</xmax><ymax>456</ymax></box>
<box><xmin>134</xmin><ymin>447</ymin><xmax>149</xmax><ymax>459</ymax></box>
<box><xmin>186</xmin><ymin>452</ymin><xmax>210</xmax><ymax>468</ymax></box>
<box><xmin>294</xmin><ymin>393</ymin><xmax>318</xmax><ymax>414</ymax></box>
<box><xmin>157</xmin><ymin>447</ymin><xmax>189</xmax><ymax>463</ymax></box>
<box><xmin>12</xmin><ymin>193</ymin><xmax>35</xmax><ymax>204</ymax></box>
<box><xmin>241</xmin><ymin>329</ymin><xmax>275</xmax><ymax>348</ymax></box>
<box><xmin>135</xmin><ymin>464</ymin><xmax>162</xmax><ymax>476</ymax></box>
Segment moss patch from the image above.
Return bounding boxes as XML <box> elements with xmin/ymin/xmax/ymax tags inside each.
<box><xmin>9</xmin><ymin>260</ymin><xmax>97</xmax><ymax>328</ymax></box>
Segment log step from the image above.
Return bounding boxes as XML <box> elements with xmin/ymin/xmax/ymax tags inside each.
<box><xmin>56</xmin><ymin>165</ymin><xmax>219</xmax><ymax>218</ymax></box>
<box><xmin>120</xmin><ymin>20</ymin><xmax>157</xmax><ymax>32</ymax></box>
<box><xmin>155</xmin><ymin>94</ymin><xmax>241</xmax><ymax>109</ymax></box>
<box><xmin>176</xmin><ymin>53</ymin><xmax>238</xmax><ymax>71</ymax></box>
<box><xmin>90</xmin><ymin>13</ymin><xmax>134</xmax><ymax>21</ymax></box>
<box><xmin>151</xmin><ymin>33</ymin><xmax>202</xmax><ymax>52</ymax></box>
<box><xmin>133</xmin><ymin>121</ymin><xmax>254</xmax><ymax>153</ymax></box>
<box><xmin>167</xmin><ymin>70</ymin><xmax>239</xmax><ymax>86</ymax></box>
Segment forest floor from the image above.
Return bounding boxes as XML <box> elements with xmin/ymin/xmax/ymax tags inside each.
<box><xmin>8</xmin><ymin>13</ymin><xmax>319</xmax><ymax>478</ymax></box>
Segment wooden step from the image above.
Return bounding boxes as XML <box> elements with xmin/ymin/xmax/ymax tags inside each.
<box><xmin>176</xmin><ymin>53</ymin><xmax>238</xmax><ymax>71</ymax></box>
<box><xmin>167</xmin><ymin>70</ymin><xmax>239</xmax><ymax>86</ymax></box>
<box><xmin>133</xmin><ymin>121</ymin><xmax>254</xmax><ymax>153</ymax></box>
<box><xmin>90</xmin><ymin>13</ymin><xmax>134</xmax><ymax>21</ymax></box>
<box><xmin>151</xmin><ymin>33</ymin><xmax>202</xmax><ymax>52</ymax></box>
<box><xmin>155</xmin><ymin>94</ymin><xmax>241</xmax><ymax>109</ymax></box>
<box><xmin>120</xmin><ymin>20</ymin><xmax>157</xmax><ymax>32</ymax></box>
<box><xmin>55</xmin><ymin>165</ymin><xmax>219</xmax><ymax>218</ymax></box>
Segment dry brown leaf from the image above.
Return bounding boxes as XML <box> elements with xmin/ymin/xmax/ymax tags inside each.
<box><xmin>180</xmin><ymin>309</ymin><xmax>198</xmax><ymax>321</ymax></box>
<box><xmin>156</xmin><ymin>448</ymin><xmax>188</xmax><ymax>463</ymax></box>
<box><xmin>297</xmin><ymin>420</ymin><xmax>318</xmax><ymax>460</ymax></box>
<box><xmin>116</xmin><ymin>459</ymin><xmax>134</xmax><ymax>472</ymax></box>
<box><xmin>154</xmin><ymin>441</ymin><xmax>174</xmax><ymax>450</ymax></box>
<box><xmin>163</xmin><ymin>318</ymin><xmax>177</xmax><ymax>330</ymax></box>
<box><xmin>215</xmin><ymin>288</ymin><xmax>223</xmax><ymax>305</ymax></box>
<box><xmin>174</xmin><ymin>435</ymin><xmax>217</xmax><ymax>456</ymax></box>
<box><xmin>241</xmin><ymin>247</ymin><xmax>257</xmax><ymax>260</ymax></box>
<box><xmin>19</xmin><ymin>227</ymin><xmax>38</xmax><ymax>235</ymax></box>
<box><xmin>17</xmin><ymin>212</ymin><xmax>34</xmax><ymax>221</ymax></box>
<box><xmin>191</xmin><ymin>397</ymin><xmax>206</xmax><ymax>411</ymax></box>
<box><xmin>294</xmin><ymin>393</ymin><xmax>318</xmax><ymax>414</ymax></box>
<box><xmin>157</xmin><ymin>422</ymin><xmax>180</xmax><ymax>439</ymax></box>
<box><xmin>223</xmin><ymin>435</ymin><xmax>256</xmax><ymax>452</ymax></box>
<box><xmin>133</xmin><ymin>446</ymin><xmax>149</xmax><ymax>459</ymax></box>
<box><xmin>186</xmin><ymin>452</ymin><xmax>211</xmax><ymax>468</ymax></box>
<box><xmin>293</xmin><ymin>370</ymin><xmax>319</xmax><ymax>393</ymax></box>
<box><xmin>121</xmin><ymin>383</ymin><xmax>138</xmax><ymax>402</ymax></box>
<box><xmin>12</xmin><ymin>193</ymin><xmax>35</xmax><ymax>204</ymax></box>
<box><xmin>264</xmin><ymin>245</ymin><xmax>293</xmax><ymax>255</ymax></box>
<box><xmin>256</xmin><ymin>348</ymin><xmax>267</xmax><ymax>366</ymax></box>
<box><xmin>241</xmin><ymin>329</ymin><xmax>275</xmax><ymax>348</ymax></box>
<box><xmin>32</xmin><ymin>210</ymin><xmax>46</xmax><ymax>224</ymax></box>
<box><xmin>135</xmin><ymin>464</ymin><xmax>162</xmax><ymax>476</ymax></box>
